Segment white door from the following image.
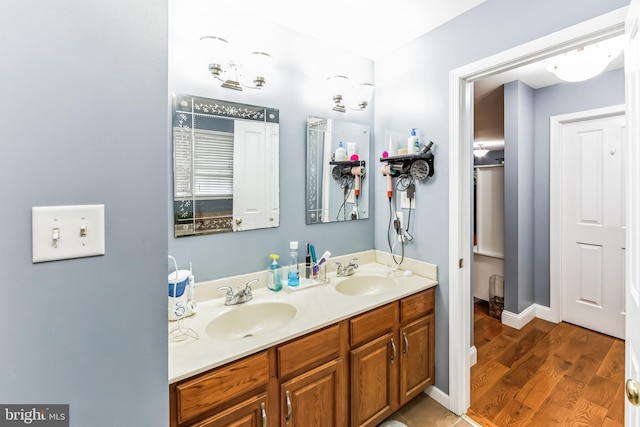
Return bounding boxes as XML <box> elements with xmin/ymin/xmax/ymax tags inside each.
<box><xmin>625</xmin><ymin>0</ymin><xmax>640</xmax><ymax>422</ymax></box>
<box><xmin>561</xmin><ymin>113</ymin><xmax>626</xmax><ymax>340</ymax></box>
<box><xmin>233</xmin><ymin>120</ymin><xmax>280</xmax><ymax>231</ymax></box>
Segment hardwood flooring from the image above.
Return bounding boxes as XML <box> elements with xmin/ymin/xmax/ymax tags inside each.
<box><xmin>468</xmin><ymin>301</ymin><xmax>625</xmax><ymax>427</ymax></box>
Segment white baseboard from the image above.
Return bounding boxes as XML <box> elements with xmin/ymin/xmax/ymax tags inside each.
<box><xmin>424</xmin><ymin>385</ymin><xmax>449</xmax><ymax>409</ymax></box>
<box><xmin>534</xmin><ymin>304</ymin><xmax>559</xmax><ymax>323</ymax></box>
<box><xmin>501</xmin><ymin>304</ymin><xmax>559</xmax><ymax>329</ymax></box>
<box><xmin>501</xmin><ymin>304</ymin><xmax>536</xmax><ymax>329</ymax></box>
<box><xmin>469</xmin><ymin>346</ymin><xmax>477</xmax><ymax>367</ymax></box>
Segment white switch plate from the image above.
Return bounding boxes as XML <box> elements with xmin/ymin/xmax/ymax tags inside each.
<box><xmin>32</xmin><ymin>204</ymin><xmax>105</xmax><ymax>263</ymax></box>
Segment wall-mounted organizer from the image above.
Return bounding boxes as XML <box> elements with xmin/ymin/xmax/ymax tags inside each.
<box><xmin>379</xmin><ymin>143</ymin><xmax>435</xmax><ymax>181</ymax></box>
<box><xmin>329</xmin><ymin>160</ymin><xmax>366</xmax><ymax>220</ymax></box>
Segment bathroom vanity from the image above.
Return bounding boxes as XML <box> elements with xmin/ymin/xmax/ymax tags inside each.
<box><xmin>169</xmin><ymin>255</ymin><xmax>437</xmax><ymax>427</ymax></box>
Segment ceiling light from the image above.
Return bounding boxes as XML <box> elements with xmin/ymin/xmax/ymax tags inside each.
<box><xmin>327</xmin><ymin>76</ymin><xmax>374</xmax><ymax>112</ymax></box>
<box><xmin>473</xmin><ymin>144</ymin><xmax>489</xmax><ymax>157</ymax></box>
<box><xmin>200</xmin><ymin>36</ymin><xmax>273</xmax><ymax>90</ymax></box>
<box><xmin>546</xmin><ymin>41</ymin><xmax>621</xmax><ymax>83</ymax></box>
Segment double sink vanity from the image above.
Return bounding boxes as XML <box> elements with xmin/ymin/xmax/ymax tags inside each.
<box><xmin>169</xmin><ymin>251</ymin><xmax>438</xmax><ymax>427</ymax></box>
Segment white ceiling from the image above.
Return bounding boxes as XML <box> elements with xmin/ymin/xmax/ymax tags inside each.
<box><xmin>474</xmin><ymin>38</ymin><xmax>625</xmax><ymax>100</ymax></box>
<box><xmin>221</xmin><ymin>1</ymin><xmax>624</xmax><ymax>93</ymax></box>
<box><xmin>216</xmin><ymin>0</ymin><xmax>486</xmax><ymax>60</ymax></box>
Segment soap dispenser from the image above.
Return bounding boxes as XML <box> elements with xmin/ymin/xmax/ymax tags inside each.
<box><xmin>267</xmin><ymin>254</ymin><xmax>282</xmax><ymax>292</ymax></box>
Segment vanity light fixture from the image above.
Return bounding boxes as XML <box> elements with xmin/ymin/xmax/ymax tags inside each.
<box><xmin>327</xmin><ymin>75</ymin><xmax>374</xmax><ymax>112</ymax></box>
<box><xmin>473</xmin><ymin>143</ymin><xmax>489</xmax><ymax>157</ymax></box>
<box><xmin>546</xmin><ymin>39</ymin><xmax>621</xmax><ymax>83</ymax></box>
<box><xmin>200</xmin><ymin>36</ymin><xmax>273</xmax><ymax>91</ymax></box>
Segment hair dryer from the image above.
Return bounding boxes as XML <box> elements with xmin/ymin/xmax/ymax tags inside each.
<box><xmin>380</xmin><ymin>164</ymin><xmax>395</xmax><ymax>199</ymax></box>
<box><xmin>351</xmin><ymin>166</ymin><xmax>365</xmax><ymax>197</ymax></box>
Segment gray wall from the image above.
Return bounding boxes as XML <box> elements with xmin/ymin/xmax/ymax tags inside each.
<box><xmin>168</xmin><ymin>2</ymin><xmax>375</xmax><ymax>281</ymax></box>
<box><xmin>0</xmin><ymin>0</ymin><xmax>629</xmax><ymax>420</ymax></box>
<box><xmin>533</xmin><ymin>68</ymin><xmax>625</xmax><ymax>306</ymax></box>
<box><xmin>504</xmin><ymin>81</ymin><xmax>536</xmax><ymax>313</ymax></box>
<box><xmin>0</xmin><ymin>1</ymin><xmax>169</xmax><ymax>426</ymax></box>
<box><xmin>374</xmin><ymin>0</ymin><xmax>629</xmax><ymax>394</ymax></box>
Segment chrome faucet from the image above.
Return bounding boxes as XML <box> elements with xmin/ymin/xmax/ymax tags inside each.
<box><xmin>218</xmin><ymin>279</ymin><xmax>258</xmax><ymax>305</ymax></box>
<box><xmin>334</xmin><ymin>258</ymin><xmax>359</xmax><ymax>277</ymax></box>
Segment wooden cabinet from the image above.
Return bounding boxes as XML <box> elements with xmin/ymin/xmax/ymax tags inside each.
<box><xmin>399</xmin><ymin>314</ymin><xmax>435</xmax><ymax>405</ymax></box>
<box><xmin>280</xmin><ymin>358</ymin><xmax>345</xmax><ymax>427</ymax></box>
<box><xmin>277</xmin><ymin>324</ymin><xmax>347</xmax><ymax>427</ymax></box>
<box><xmin>170</xmin><ymin>351</ymin><xmax>270</xmax><ymax>426</ymax></box>
<box><xmin>350</xmin><ymin>332</ymin><xmax>397</xmax><ymax>427</ymax></box>
<box><xmin>190</xmin><ymin>393</ymin><xmax>268</xmax><ymax>427</ymax></box>
<box><xmin>349</xmin><ymin>288</ymin><xmax>435</xmax><ymax>427</ymax></box>
<box><xmin>169</xmin><ymin>287</ymin><xmax>435</xmax><ymax>427</ymax></box>
<box><xmin>399</xmin><ymin>289</ymin><xmax>435</xmax><ymax>406</ymax></box>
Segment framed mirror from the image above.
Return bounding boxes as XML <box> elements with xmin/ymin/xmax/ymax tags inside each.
<box><xmin>306</xmin><ymin>116</ymin><xmax>369</xmax><ymax>224</ymax></box>
<box><xmin>172</xmin><ymin>94</ymin><xmax>279</xmax><ymax>237</ymax></box>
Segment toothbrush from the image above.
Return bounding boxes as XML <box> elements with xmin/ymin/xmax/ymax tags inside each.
<box><xmin>313</xmin><ymin>250</ymin><xmax>331</xmax><ymax>274</ymax></box>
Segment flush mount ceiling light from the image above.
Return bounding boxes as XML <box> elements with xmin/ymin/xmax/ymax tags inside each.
<box><xmin>200</xmin><ymin>36</ymin><xmax>273</xmax><ymax>91</ymax></box>
<box><xmin>546</xmin><ymin>40</ymin><xmax>621</xmax><ymax>83</ymax></box>
<box><xmin>473</xmin><ymin>143</ymin><xmax>489</xmax><ymax>157</ymax></box>
<box><xmin>326</xmin><ymin>75</ymin><xmax>374</xmax><ymax>112</ymax></box>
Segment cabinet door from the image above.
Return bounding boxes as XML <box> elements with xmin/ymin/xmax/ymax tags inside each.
<box><xmin>350</xmin><ymin>332</ymin><xmax>397</xmax><ymax>427</ymax></box>
<box><xmin>280</xmin><ymin>358</ymin><xmax>345</xmax><ymax>427</ymax></box>
<box><xmin>191</xmin><ymin>393</ymin><xmax>268</xmax><ymax>427</ymax></box>
<box><xmin>399</xmin><ymin>314</ymin><xmax>435</xmax><ymax>405</ymax></box>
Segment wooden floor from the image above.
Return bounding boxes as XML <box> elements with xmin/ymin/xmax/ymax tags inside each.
<box><xmin>468</xmin><ymin>301</ymin><xmax>625</xmax><ymax>427</ymax></box>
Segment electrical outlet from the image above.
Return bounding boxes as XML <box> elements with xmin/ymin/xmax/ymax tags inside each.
<box><xmin>400</xmin><ymin>191</ymin><xmax>413</xmax><ymax>209</ymax></box>
<box><xmin>346</xmin><ymin>190</ymin><xmax>355</xmax><ymax>204</ymax></box>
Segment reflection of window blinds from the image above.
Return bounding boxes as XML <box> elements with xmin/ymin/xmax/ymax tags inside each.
<box><xmin>173</xmin><ymin>128</ymin><xmax>233</xmax><ymax>199</ymax></box>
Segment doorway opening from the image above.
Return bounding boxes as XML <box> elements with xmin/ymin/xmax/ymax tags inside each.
<box><xmin>448</xmin><ymin>8</ymin><xmax>627</xmax><ymax>416</ymax></box>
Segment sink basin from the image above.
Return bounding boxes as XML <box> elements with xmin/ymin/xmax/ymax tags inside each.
<box><xmin>206</xmin><ymin>302</ymin><xmax>297</xmax><ymax>340</ymax></box>
<box><xmin>335</xmin><ymin>275</ymin><xmax>396</xmax><ymax>296</ymax></box>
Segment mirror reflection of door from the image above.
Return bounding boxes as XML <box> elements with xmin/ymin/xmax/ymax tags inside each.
<box><xmin>306</xmin><ymin>116</ymin><xmax>370</xmax><ymax>224</ymax></box>
<box><xmin>172</xmin><ymin>94</ymin><xmax>279</xmax><ymax>237</ymax></box>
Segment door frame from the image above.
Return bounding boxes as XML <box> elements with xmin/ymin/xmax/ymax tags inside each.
<box><xmin>448</xmin><ymin>8</ymin><xmax>627</xmax><ymax>415</ymax></box>
<box><xmin>549</xmin><ymin>105</ymin><xmax>626</xmax><ymax>328</ymax></box>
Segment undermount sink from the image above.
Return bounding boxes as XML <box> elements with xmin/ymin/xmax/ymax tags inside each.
<box><xmin>206</xmin><ymin>302</ymin><xmax>297</xmax><ymax>340</ymax></box>
<box><xmin>335</xmin><ymin>274</ymin><xmax>396</xmax><ymax>296</ymax></box>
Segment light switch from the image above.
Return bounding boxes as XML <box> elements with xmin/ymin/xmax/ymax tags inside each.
<box><xmin>32</xmin><ymin>204</ymin><xmax>105</xmax><ymax>263</ymax></box>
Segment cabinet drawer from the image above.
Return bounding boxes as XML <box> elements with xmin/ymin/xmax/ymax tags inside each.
<box><xmin>277</xmin><ymin>324</ymin><xmax>341</xmax><ymax>378</ymax></box>
<box><xmin>350</xmin><ymin>303</ymin><xmax>397</xmax><ymax>347</ymax></box>
<box><xmin>400</xmin><ymin>288</ymin><xmax>435</xmax><ymax>323</ymax></box>
<box><xmin>175</xmin><ymin>351</ymin><xmax>269</xmax><ymax>425</ymax></box>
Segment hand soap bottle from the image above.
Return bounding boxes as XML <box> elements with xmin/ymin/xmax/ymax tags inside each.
<box><xmin>267</xmin><ymin>254</ymin><xmax>282</xmax><ymax>292</ymax></box>
<box><xmin>407</xmin><ymin>128</ymin><xmax>420</xmax><ymax>153</ymax></box>
<box><xmin>335</xmin><ymin>141</ymin><xmax>347</xmax><ymax>161</ymax></box>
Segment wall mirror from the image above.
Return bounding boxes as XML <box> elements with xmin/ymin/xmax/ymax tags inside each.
<box><xmin>306</xmin><ymin>116</ymin><xmax>369</xmax><ymax>224</ymax></box>
<box><xmin>172</xmin><ymin>94</ymin><xmax>279</xmax><ymax>237</ymax></box>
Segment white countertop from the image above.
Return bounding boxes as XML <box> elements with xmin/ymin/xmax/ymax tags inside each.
<box><xmin>169</xmin><ymin>254</ymin><xmax>438</xmax><ymax>384</ymax></box>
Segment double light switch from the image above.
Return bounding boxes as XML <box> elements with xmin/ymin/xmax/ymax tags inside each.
<box><xmin>32</xmin><ymin>204</ymin><xmax>105</xmax><ymax>263</ymax></box>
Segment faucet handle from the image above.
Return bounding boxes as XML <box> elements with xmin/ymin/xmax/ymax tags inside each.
<box><xmin>217</xmin><ymin>286</ymin><xmax>233</xmax><ymax>299</ymax></box>
<box><xmin>244</xmin><ymin>279</ymin><xmax>259</xmax><ymax>295</ymax></box>
<box><xmin>348</xmin><ymin>258</ymin><xmax>359</xmax><ymax>267</ymax></box>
